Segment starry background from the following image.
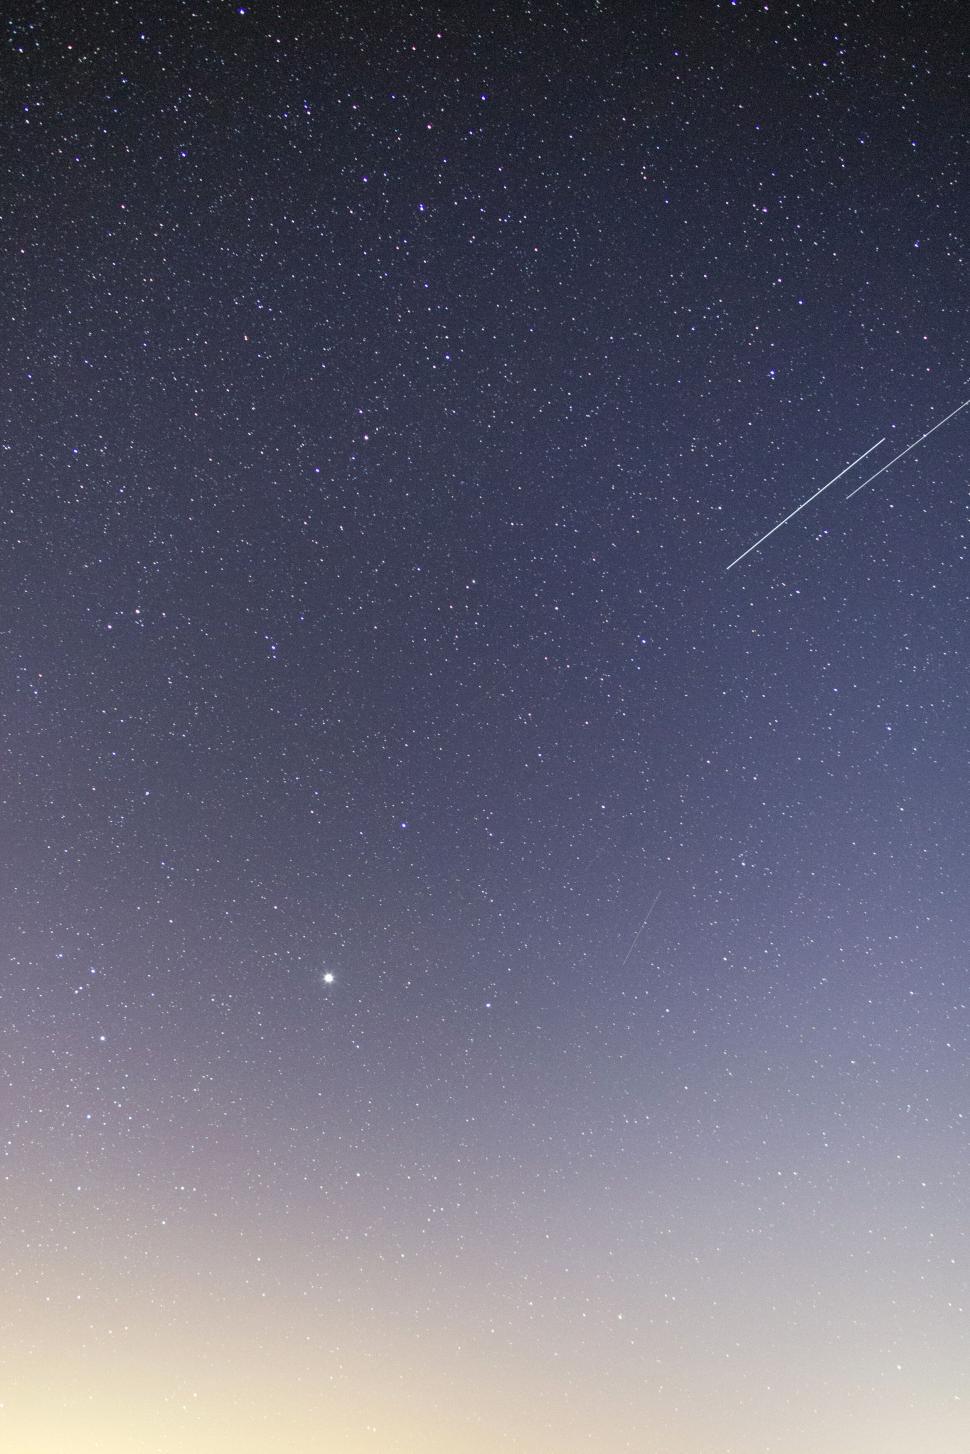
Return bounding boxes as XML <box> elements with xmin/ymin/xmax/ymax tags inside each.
<box><xmin>2</xmin><ymin>2</ymin><xmax>969</xmax><ymax>1450</ymax></box>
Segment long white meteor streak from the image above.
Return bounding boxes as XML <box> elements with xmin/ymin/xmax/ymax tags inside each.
<box><xmin>726</xmin><ymin>438</ymin><xmax>885</xmax><ymax>571</ymax></box>
<box><xmin>844</xmin><ymin>395</ymin><xmax>970</xmax><ymax>500</ymax></box>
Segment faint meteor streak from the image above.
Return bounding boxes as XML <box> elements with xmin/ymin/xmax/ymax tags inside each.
<box><xmin>726</xmin><ymin>438</ymin><xmax>885</xmax><ymax>570</ymax></box>
<box><xmin>620</xmin><ymin>890</ymin><xmax>662</xmax><ymax>968</ymax></box>
<box><xmin>844</xmin><ymin>394</ymin><xmax>970</xmax><ymax>500</ymax></box>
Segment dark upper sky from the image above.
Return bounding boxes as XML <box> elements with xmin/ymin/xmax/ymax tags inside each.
<box><xmin>3</xmin><ymin>3</ymin><xmax>968</xmax><ymax>1450</ymax></box>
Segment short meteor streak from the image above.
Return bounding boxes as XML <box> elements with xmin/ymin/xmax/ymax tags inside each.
<box><xmin>844</xmin><ymin>395</ymin><xmax>970</xmax><ymax>500</ymax></box>
<box><xmin>620</xmin><ymin>890</ymin><xmax>662</xmax><ymax>969</ymax></box>
<box><xmin>726</xmin><ymin>438</ymin><xmax>884</xmax><ymax>570</ymax></box>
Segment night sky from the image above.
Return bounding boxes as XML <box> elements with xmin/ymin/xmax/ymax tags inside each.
<box><xmin>3</xmin><ymin>3</ymin><xmax>969</xmax><ymax>1450</ymax></box>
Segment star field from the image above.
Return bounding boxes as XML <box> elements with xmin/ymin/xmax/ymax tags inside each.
<box><xmin>2</xmin><ymin>3</ymin><xmax>969</xmax><ymax>1450</ymax></box>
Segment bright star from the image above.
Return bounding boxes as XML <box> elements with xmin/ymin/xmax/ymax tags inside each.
<box><xmin>322</xmin><ymin>972</ymin><xmax>335</xmax><ymax>985</ymax></box>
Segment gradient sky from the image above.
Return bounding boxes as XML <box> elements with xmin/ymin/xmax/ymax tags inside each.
<box><xmin>2</xmin><ymin>2</ymin><xmax>969</xmax><ymax>1450</ymax></box>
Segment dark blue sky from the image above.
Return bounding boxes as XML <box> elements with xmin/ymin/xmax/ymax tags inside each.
<box><xmin>2</xmin><ymin>4</ymin><xmax>968</xmax><ymax>1449</ymax></box>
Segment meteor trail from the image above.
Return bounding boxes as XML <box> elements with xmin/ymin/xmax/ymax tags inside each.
<box><xmin>620</xmin><ymin>890</ymin><xmax>662</xmax><ymax>968</ymax></box>
<box><xmin>726</xmin><ymin>438</ymin><xmax>884</xmax><ymax>570</ymax></box>
<box><xmin>844</xmin><ymin>395</ymin><xmax>970</xmax><ymax>500</ymax></box>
